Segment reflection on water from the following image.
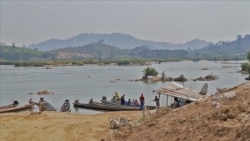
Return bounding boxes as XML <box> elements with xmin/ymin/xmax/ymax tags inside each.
<box><xmin>0</xmin><ymin>60</ymin><xmax>248</xmax><ymax>114</ymax></box>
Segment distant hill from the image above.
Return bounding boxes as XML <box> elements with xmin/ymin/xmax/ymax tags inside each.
<box><xmin>195</xmin><ymin>34</ymin><xmax>250</xmax><ymax>60</ymax></box>
<box><xmin>46</xmin><ymin>43</ymin><xmax>189</xmax><ymax>60</ymax></box>
<box><xmin>179</xmin><ymin>39</ymin><xmax>213</xmax><ymax>50</ymax></box>
<box><xmin>0</xmin><ymin>45</ymin><xmax>44</xmax><ymax>61</ymax></box>
<box><xmin>2</xmin><ymin>34</ymin><xmax>249</xmax><ymax>61</ymax></box>
<box><xmin>27</xmin><ymin>33</ymin><xmax>211</xmax><ymax>51</ymax></box>
<box><xmin>47</xmin><ymin>43</ymin><xmax>126</xmax><ymax>59</ymax></box>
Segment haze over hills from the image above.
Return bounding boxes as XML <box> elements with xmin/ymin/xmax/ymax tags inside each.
<box><xmin>27</xmin><ymin>33</ymin><xmax>211</xmax><ymax>51</ymax></box>
<box><xmin>1</xmin><ymin>34</ymin><xmax>249</xmax><ymax>61</ymax></box>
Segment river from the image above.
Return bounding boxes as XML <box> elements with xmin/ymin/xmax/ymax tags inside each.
<box><xmin>0</xmin><ymin>60</ymin><xmax>248</xmax><ymax>114</ymax></box>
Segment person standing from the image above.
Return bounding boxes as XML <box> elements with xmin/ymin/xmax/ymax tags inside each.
<box><xmin>154</xmin><ymin>96</ymin><xmax>160</xmax><ymax>109</ymax></box>
<box><xmin>121</xmin><ymin>95</ymin><xmax>126</xmax><ymax>105</ymax></box>
<box><xmin>139</xmin><ymin>93</ymin><xmax>145</xmax><ymax>110</ymax></box>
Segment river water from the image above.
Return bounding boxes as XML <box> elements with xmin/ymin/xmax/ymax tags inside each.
<box><xmin>0</xmin><ymin>60</ymin><xmax>248</xmax><ymax>114</ymax></box>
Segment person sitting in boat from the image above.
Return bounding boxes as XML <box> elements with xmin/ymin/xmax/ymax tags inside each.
<box><xmin>115</xmin><ymin>92</ymin><xmax>120</xmax><ymax>101</ymax></box>
<box><xmin>60</xmin><ymin>99</ymin><xmax>71</xmax><ymax>112</ymax></box>
<box><xmin>102</xmin><ymin>95</ymin><xmax>107</xmax><ymax>101</ymax></box>
<box><xmin>134</xmin><ymin>99</ymin><xmax>139</xmax><ymax>106</ymax></box>
<box><xmin>89</xmin><ymin>98</ymin><xmax>93</xmax><ymax>104</ymax></box>
<box><xmin>127</xmin><ymin>99</ymin><xmax>132</xmax><ymax>106</ymax></box>
<box><xmin>12</xmin><ymin>100</ymin><xmax>19</xmax><ymax>106</ymax></box>
<box><xmin>120</xmin><ymin>95</ymin><xmax>126</xmax><ymax>105</ymax></box>
<box><xmin>75</xmin><ymin>99</ymin><xmax>79</xmax><ymax>104</ymax></box>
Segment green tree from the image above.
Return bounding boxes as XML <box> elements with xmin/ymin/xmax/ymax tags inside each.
<box><xmin>142</xmin><ymin>67</ymin><xmax>158</xmax><ymax>79</ymax></box>
<box><xmin>241</xmin><ymin>63</ymin><xmax>249</xmax><ymax>71</ymax></box>
<box><xmin>161</xmin><ymin>71</ymin><xmax>165</xmax><ymax>81</ymax></box>
<box><xmin>247</xmin><ymin>64</ymin><xmax>250</xmax><ymax>78</ymax></box>
<box><xmin>247</xmin><ymin>51</ymin><xmax>250</xmax><ymax>62</ymax></box>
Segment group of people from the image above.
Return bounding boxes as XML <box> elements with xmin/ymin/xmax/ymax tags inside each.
<box><xmin>110</xmin><ymin>92</ymin><xmax>147</xmax><ymax>109</ymax></box>
<box><xmin>110</xmin><ymin>92</ymin><xmax>161</xmax><ymax>110</ymax></box>
<box><xmin>172</xmin><ymin>97</ymin><xmax>192</xmax><ymax>108</ymax></box>
<box><xmin>119</xmin><ymin>93</ymin><xmax>141</xmax><ymax>107</ymax></box>
<box><xmin>28</xmin><ymin>98</ymin><xmax>70</xmax><ymax>112</ymax></box>
<box><xmin>111</xmin><ymin>91</ymin><xmax>196</xmax><ymax>110</ymax></box>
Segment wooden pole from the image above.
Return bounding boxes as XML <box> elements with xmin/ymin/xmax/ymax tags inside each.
<box><xmin>167</xmin><ymin>95</ymin><xmax>168</xmax><ymax>107</ymax></box>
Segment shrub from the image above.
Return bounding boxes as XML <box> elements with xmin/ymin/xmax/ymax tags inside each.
<box><xmin>142</xmin><ymin>67</ymin><xmax>158</xmax><ymax>79</ymax></box>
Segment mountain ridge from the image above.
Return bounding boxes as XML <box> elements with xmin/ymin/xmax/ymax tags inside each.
<box><xmin>27</xmin><ymin>33</ymin><xmax>211</xmax><ymax>51</ymax></box>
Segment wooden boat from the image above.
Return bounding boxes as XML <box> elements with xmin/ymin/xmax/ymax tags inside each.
<box><xmin>100</xmin><ymin>99</ymin><xmax>120</xmax><ymax>105</ymax></box>
<box><xmin>0</xmin><ymin>100</ymin><xmax>19</xmax><ymax>110</ymax></box>
<box><xmin>100</xmin><ymin>99</ymin><xmax>156</xmax><ymax>110</ymax></box>
<box><xmin>0</xmin><ymin>104</ymin><xmax>33</xmax><ymax>113</ymax></box>
<box><xmin>0</xmin><ymin>104</ymin><xmax>18</xmax><ymax>110</ymax></box>
<box><xmin>73</xmin><ymin>100</ymin><xmax>141</xmax><ymax>111</ymax></box>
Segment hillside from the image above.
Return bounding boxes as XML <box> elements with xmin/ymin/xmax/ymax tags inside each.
<box><xmin>48</xmin><ymin>43</ymin><xmax>126</xmax><ymax>59</ymax></box>
<box><xmin>1</xmin><ymin>34</ymin><xmax>250</xmax><ymax>61</ymax></box>
<box><xmin>197</xmin><ymin>34</ymin><xmax>250</xmax><ymax>59</ymax></box>
<box><xmin>0</xmin><ymin>45</ymin><xmax>45</xmax><ymax>61</ymax></box>
<box><xmin>27</xmin><ymin>33</ymin><xmax>211</xmax><ymax>51</ymax></box>
<box><xmin>108</xmin><ymin>81</ymin><xmax>250</xmax><ymax>141</ymax></box>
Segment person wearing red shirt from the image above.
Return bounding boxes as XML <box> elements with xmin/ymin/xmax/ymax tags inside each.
<box><xmin>139</xmin><ymin>93</ymin><xmax>145</xmax><ymax>110</ymax></box>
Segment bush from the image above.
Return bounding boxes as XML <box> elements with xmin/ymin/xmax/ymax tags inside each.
<box><xmin>241</xmin><ymin>63</ymin><xmax>250</xmax><ymax>71</ymax></box>
<box><xmin>174</xmin><ymin>74</ymin><xmax>188</xmax><ymax>82</ymax></box>
<box><xmin>142</xmin><ymin>67</ymin><xmax>158</xmax><ymax>79</ymax></box>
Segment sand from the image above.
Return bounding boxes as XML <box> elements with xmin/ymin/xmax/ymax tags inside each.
<box><xmin>0</xmin><ymin>110</ymin><xmax>144</xmax><ymax>141</ymax></box>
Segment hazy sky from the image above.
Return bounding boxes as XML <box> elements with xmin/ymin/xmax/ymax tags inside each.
<box><xmin>1</xmin><ymin>0</ymin><xmax>250</xmax><ymax>46</ymax></box>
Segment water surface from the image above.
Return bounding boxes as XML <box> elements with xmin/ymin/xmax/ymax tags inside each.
<box><xmin>0</xmin><ymin>60</ymin><xmax>247</xmax><ymax>114</ymax></box>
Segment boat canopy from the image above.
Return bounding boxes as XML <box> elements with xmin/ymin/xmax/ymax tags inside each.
<box><xmin>153</xmin><ymin>82</ymin><xmax>205</xmax><ymax>102</ymax></box>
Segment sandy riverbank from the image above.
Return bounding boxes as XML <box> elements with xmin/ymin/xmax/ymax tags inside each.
<box><xmin>0</xmin><ymin>110</ymin><xmax>145</xmax><ymax>141</ymax></box>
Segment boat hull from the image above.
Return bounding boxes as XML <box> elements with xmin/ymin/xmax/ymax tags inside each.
<box><xmin>100</xmin><ymin>99</ymin><xmax>156</xmax><ymax>110</ymax></box>
<box><xmin>0</xmin><ymin>104</ymin><xmax>18</xmax><ymax>110</ymax></box>
<box><xmin>73</xmin><ymin>102</ymin><xmax>141</xmax><ymax>111</ymax></box>
<box><xmin>0</xmin><ymin>104</ymin><xmax>33</xmax><ymax>113</ymax></box>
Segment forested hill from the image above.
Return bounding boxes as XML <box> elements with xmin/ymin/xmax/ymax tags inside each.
<box><xmin>0</xmin><ymin>45</ymin><xmax>45</xmax><ymax>61</ymax></box>
<box><xmin>47</xmin><ymin>43</ymin><xmax>126</xmax><ymax>59</ymax></box>
<box><xmin>27</xmin><ymin>33</ymin><xmax>211</xmax><ymax>51</ymax></box>
<box><xmin>1</xmin><ymin>34</ymin><xmax>250</xmax><ymax>61</ymax></box>
<box><xmin>193</xmin><ymin>34</ymin><xmax>250</xmax><ymax>60</ymax></box>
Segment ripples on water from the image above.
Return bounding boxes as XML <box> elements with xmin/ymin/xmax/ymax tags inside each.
<box><xmin>0</xmin><ymin>60</ymin><xmax>248</xmax><ymax>114</ymax></box>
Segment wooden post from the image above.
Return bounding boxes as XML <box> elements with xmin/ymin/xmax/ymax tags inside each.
<box><xmin>39</xmin><ymin>102</ymin><xmax>42</xmax><ymax>112</ymax></box>
<box><xmin>142</xmin><ymin>106</ymin><xmax>145</xmax><ymax>119</ymax></box>
<box><xmin>30</xmin><ymin>104</ymin><xmax>33</xmax><ymax>113</ymax></box>
<box><xmin>167</xmin><ymin>95</ymin><xmax>168</xmax><ymax>107</ymax></box>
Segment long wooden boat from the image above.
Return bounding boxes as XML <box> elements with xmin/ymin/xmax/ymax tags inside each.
<box><xmin>0</xmin><ymin>104</ymin><xmax>33</xmax><ymax>113</ymax></box>
<box><xmin>73</xmin><ymin>101</ymin><xmax>141</xmax><ymax>111</ymax></box>
<box><xmin>0</xmin><ymin>100</ymin><xmax>19</xmax><ymax>110</ymax></box>
<box><xmin>0</xmin><ymin>104</ymin><xmax>18</xmax><ymax>110</ymax></box>
<box><xmin>100</xmin><ymin>99</ymin><xmax>156</xmax><ymax>110</ymax></box>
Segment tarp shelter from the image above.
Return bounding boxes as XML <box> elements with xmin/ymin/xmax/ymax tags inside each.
<box><xmin>153</xmin><ymin>82</ymin><xmax>207</xmax><ymax>105</ymax></box>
